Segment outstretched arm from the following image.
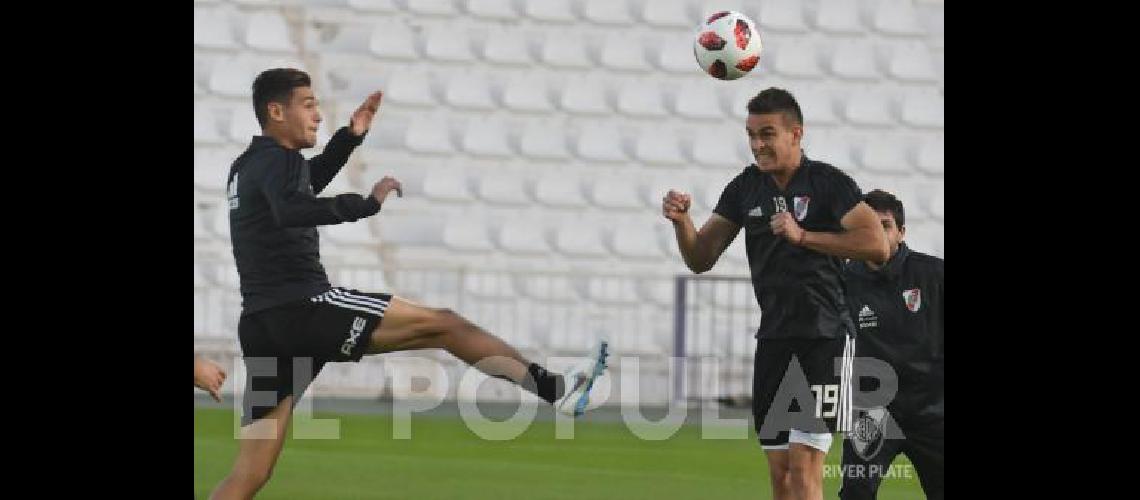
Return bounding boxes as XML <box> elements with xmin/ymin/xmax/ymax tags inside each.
<box><xmin>310</xmin><ymin>91</ymin><xmax>383</xmax><ymax>193</ymax></box>
<box><xmin>663</xmin><ymin>190</ymin><xmax>741</xmax><ymax>273</ymax></box>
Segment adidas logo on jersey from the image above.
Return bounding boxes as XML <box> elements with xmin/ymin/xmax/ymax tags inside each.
<box><xmin>858</xmin><ymin>305</ymin><xmax>878</xmax><ymax>329</ymax></box>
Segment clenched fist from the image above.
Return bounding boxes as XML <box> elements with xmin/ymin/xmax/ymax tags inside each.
<box><xmin>371</xmin><ymin>176</ymin><xmax>403</xmax><ymax>204</ymax></box>
<box><xmin>662</xmin><ymin>190</ymin><xmax>692</xmax><ymax>222</ymax></box>
<box><xmin>770</xmin><ymin>211</ymin><xmax>806</xmax><ymax>245</ymax></box>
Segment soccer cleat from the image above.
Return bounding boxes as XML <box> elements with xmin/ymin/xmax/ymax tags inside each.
<box><xmin>554</xmin><ymin>340</ymin><xmax>610</xmax><ymax>417</ymax></box>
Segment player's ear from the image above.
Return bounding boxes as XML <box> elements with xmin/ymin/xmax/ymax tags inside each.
<box><xmin>268</xmin><ymin>102</ymin><xmax>286</xmax><ymax>123</ymax></box>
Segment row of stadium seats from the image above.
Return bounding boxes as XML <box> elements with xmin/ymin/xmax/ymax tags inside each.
<box><xmin>193</xmin><ymin>265</ymin><xmax>764</xmax><ymax>357</ymax></box>
<box><xmin>195</xmin><ymin>0</ymin><xmax>941</xmax><ymax>41</ymax></box>
<box><xmin>302</xmin><ymin>24</ymin><xmax>940</xmax><ymax>78</ymax></box>
<box><xmin>197</xmin><ymin>128</ymin><xmax>942</xmax><ymax>183</ymax></box>
<box><xmin>195</xmin><ymin>261</ymin><xmax>699</xmax><ymax>307</ymax></box>
<box><xmin>194</xmin><ymin>290</ymin><xmax>676</xmax><ymax>356</ymax></box>
<box><xmin>194</xmin><ymin>201</ymin><xmax>748</xmax><ymax>263</ymax></box>
<box><xmin>195</xmin><ymin>191</ymin><xmax>943</xmax><ymax>267</ymax></box>
<box><xmin>196</xmin><ymin>35</ymin><xmax>940</xmax><ymax>96</ymax></box>
<box><xmin>193</xmin><ymin>161</ymin><xmax>945</xmax><ymax>224</ymax></box>
<box><xmin>196</xmin><ymin>75</ymin><xmax>943</xmax><ymax>141</ymax></box>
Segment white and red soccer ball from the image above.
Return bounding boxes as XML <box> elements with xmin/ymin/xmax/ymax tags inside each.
<box><xmin>693</xmin><ymin>10</ymin><xmax>763</xmax><ymax>80</ymax></box>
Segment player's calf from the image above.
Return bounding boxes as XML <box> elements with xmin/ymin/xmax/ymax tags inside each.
<box><xmin>210</xmin><ymin>397</ymin><xmax>293</xmax><ymax>500</ymax></box>
<box><xmin>212</xmin><ymin>465</ymin><xmax>273</xmax><ymax>500</ymax></box>
<box><xmin>368</xmin><ymin>297</ymin><xmax>567</xmax><ymax>405</ymax></box>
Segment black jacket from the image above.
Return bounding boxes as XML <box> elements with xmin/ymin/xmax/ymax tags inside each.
<box><xmin>225</xmin><ymin>127</ymin><xmax>380</xmax><ymax>314</ymax></box>
<box><xmin>845</xmin><ymin>243</ymin><xmax>944</xmax><ymax>425</ymax></box>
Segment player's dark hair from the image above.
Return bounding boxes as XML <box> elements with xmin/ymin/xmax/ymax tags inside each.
<box><xmin>746</xmin><ymin>88</ymin><xmax>803</xmax><ymax>127</ymax></box>
<box><xmin>252</xmin><ymin>68</ymin><xmax>311</xmax><ymax>127</ymax></box>
<box><xmin>864</xmin><ymin>189</ymin><xmax>906</xmax><ymax>228</ymax></box>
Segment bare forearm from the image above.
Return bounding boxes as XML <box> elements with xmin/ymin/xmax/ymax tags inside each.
<box><xmin>800</xmin><ymin>227</ymin><xmax>889</xmax><ymax>263</ymax></box>
<box><xmin>672</xmin><ymin>217</ymin><xmax>713</xmax><ymax>273</ymax></box>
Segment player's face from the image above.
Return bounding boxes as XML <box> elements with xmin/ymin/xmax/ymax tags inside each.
<box><xmin>876</xmin><ymin>210</ymin><xmax>906</xmax><ymax>256</ymax></box>
<box><xmin>746</xmin><ymin>113</ymin><xmax>802</xmax><ymax>172</ymax></box>
<box><xmin>283</xmin><ymin>86</ymin><xmax>322</xmax><ymax>149</ymax></box>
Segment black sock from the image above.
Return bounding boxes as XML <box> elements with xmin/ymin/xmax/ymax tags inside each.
<box><xmin>519</xmin><ymin>363</ymin><xmax>564</xmax><ymax>404</ymax></box>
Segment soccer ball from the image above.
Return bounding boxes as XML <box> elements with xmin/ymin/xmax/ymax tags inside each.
<box><xmin>693</xmin><ymin>11</ymin><xmax>763</xmax><ymax>80</ymax></box>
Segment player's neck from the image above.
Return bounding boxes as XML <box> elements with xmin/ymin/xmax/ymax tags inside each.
<box><xmin>769</xmin><ymin>150</ymin><xmax>803</xmax><ymax>191</ymax></box>
<box><xmin>772</xmin><ymin>170</ymin><xmax>793</xmax><ymax>190</ymax></box>
<box><xmin>264</xmin><ymin>128</ymin><xmax>300</xmax><ymax>150</ymax></box>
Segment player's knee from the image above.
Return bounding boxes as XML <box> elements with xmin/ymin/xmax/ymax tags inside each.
<box><xmin>768</xmin><ymin>461</ymin><xmax>790</xmax><ymax>480</ymax></box>
<box><xmin>414</xmin><ymin>308</ymin><xmax>469</xmax><ymax>338</ymax></box>
<box><xmin>769</xmin><ymin>469</ymin><xmax>791</xmax><ymax>494</ymax></box>
<box><xmin>787</xmin><ymin>462</ymin><xmax>817</xmax><ymax>487</ymax></box>
<box><xmin>434</xmin><ymin>308</ymin><xmax>474</xmax><ymax>332</ymax></box>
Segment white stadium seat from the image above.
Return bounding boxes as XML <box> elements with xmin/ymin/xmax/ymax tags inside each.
<box><xmin>477</xmin><ymin>174</ymin><xmax>531</xmax><ymax>206</ymax></box>
<box><xmin>534</xmin><ymin>174</ymin><xmax>587</xmax><ymax>208</ymax></box>
<box><xmin>575</xmin><ymin>123</ymin><xmax>628</xmax><ymax>163</ymax></box>
<box><xmin>560</xmin><ymin>76</ymin><xmax>612</xmax><ymax>116</ymax></box>
<box><xmin>466</xmin><ymin>0</ymin><xmax>519</xmax><ymax>21</ymax></box>
<box><xmin>460</xmin><ymin>119</ymin><xmax>513</xmax><ymax>158</ymax></box>
<box><xmin>195</xmin><ymin>7</ymin><xmax>238</xmax><ymax>49</ymax></box>
<box><xmin>369</xmin><ymin>23</ymin><xmax>419</xmax><ymax>60</ymax></box>
<box><xmin>888</xmin><ymin>43</ymin><xmax>939</xmax><ymax>82</ymax></box>
<box><xmin>814</xmin><ymin>0</ymin><xmax>862</xmax><ymax>34</ymax></box>
<box><xmin>523</xmin><ymin>0</ymin><xmax>576</xmax><ymax>23</ymax></box>
<box><xmin>541</xmin><ymin>34</ymin><xmax>593</xmax><ymax>69</ymax></box>
<box><xmin>640</xmin><ymin>0</ymin><xmax>691</xmax><ymax>28</ymax></box>
<box><xmin>245</xmin><ymin>11</ymin><xmax>295</xmax><ymax>53</ymax></box>
<box><xmin>901</xmin><ymin>92</ymin><xmax>945</xmax><ymax>129</ymax></box>
<box><xmin>589</xmin><ymin>176</ymin><xmax>643</xmax><ymax>210</ymax></box>
<box><xmin>481</xmin><ymin>29</ymin><xmax>533</xmax><ymax>66</ymax></box>
<box><xmin>829</xmin><ymin>41</ymin><xmax>879</xmax><ymax>81</ymax></box>
<box><xmin>423</xmin><ymin>25</ymin><xmax>475</xmax><ymax>63</ymax></box>
<box><xmin>406</xmin><ymin>0</ymin><xmax>459</xmax><ymax>16</ymax></box>
<box><xmin>873</xmin><ymin>0</ymin><xmax>926</xmax><ymax>36</ymax></box>
<box><xmin>598</xmin><ymin>34</ymin><xmax>651</xmax><ymax>72</ymax></box>
<box><xmin>616</xmin><ymin>80</ymin><xmax>668</xmax><ymax>118</ymax></box>
<box><xmin>583</xmin><ymin>0</ymin><xmax>633</xmax><ymax>25</ymax></box>
<box><xmin>758</xmin><ymin>0</ymin><xmax>808</xmax><ymax>33</ymax></box>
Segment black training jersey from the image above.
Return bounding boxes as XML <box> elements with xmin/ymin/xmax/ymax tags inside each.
<box><xmin>844</xmin><ymin>243</ymin><xmax>944</xmax><ymax>424</ymax></box>
<box><xmin>714</xmin><ymin>156</ymin><xmax>863</xmax><ymax>340</ymax></box>
<box><xmin>225</xmin><ymin>127</ymin><xmax>380</xmax><ymax>315</ymax></box>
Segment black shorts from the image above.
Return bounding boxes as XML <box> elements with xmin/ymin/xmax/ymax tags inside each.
<box><xmin>238</xmin><ymin>287</ymin><xmax>392</xmax><ymax>426</ymax></box>
<box><xmin>753</xmin><ymin>336</ymin><xmax>855</xmax><ymax>447</ymax></box>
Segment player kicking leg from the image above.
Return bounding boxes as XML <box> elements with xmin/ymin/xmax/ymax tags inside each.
<box><xmin>209</xmin><ymin>293</ymin><xmax>609</xmax><ymax>500</ymax></box>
